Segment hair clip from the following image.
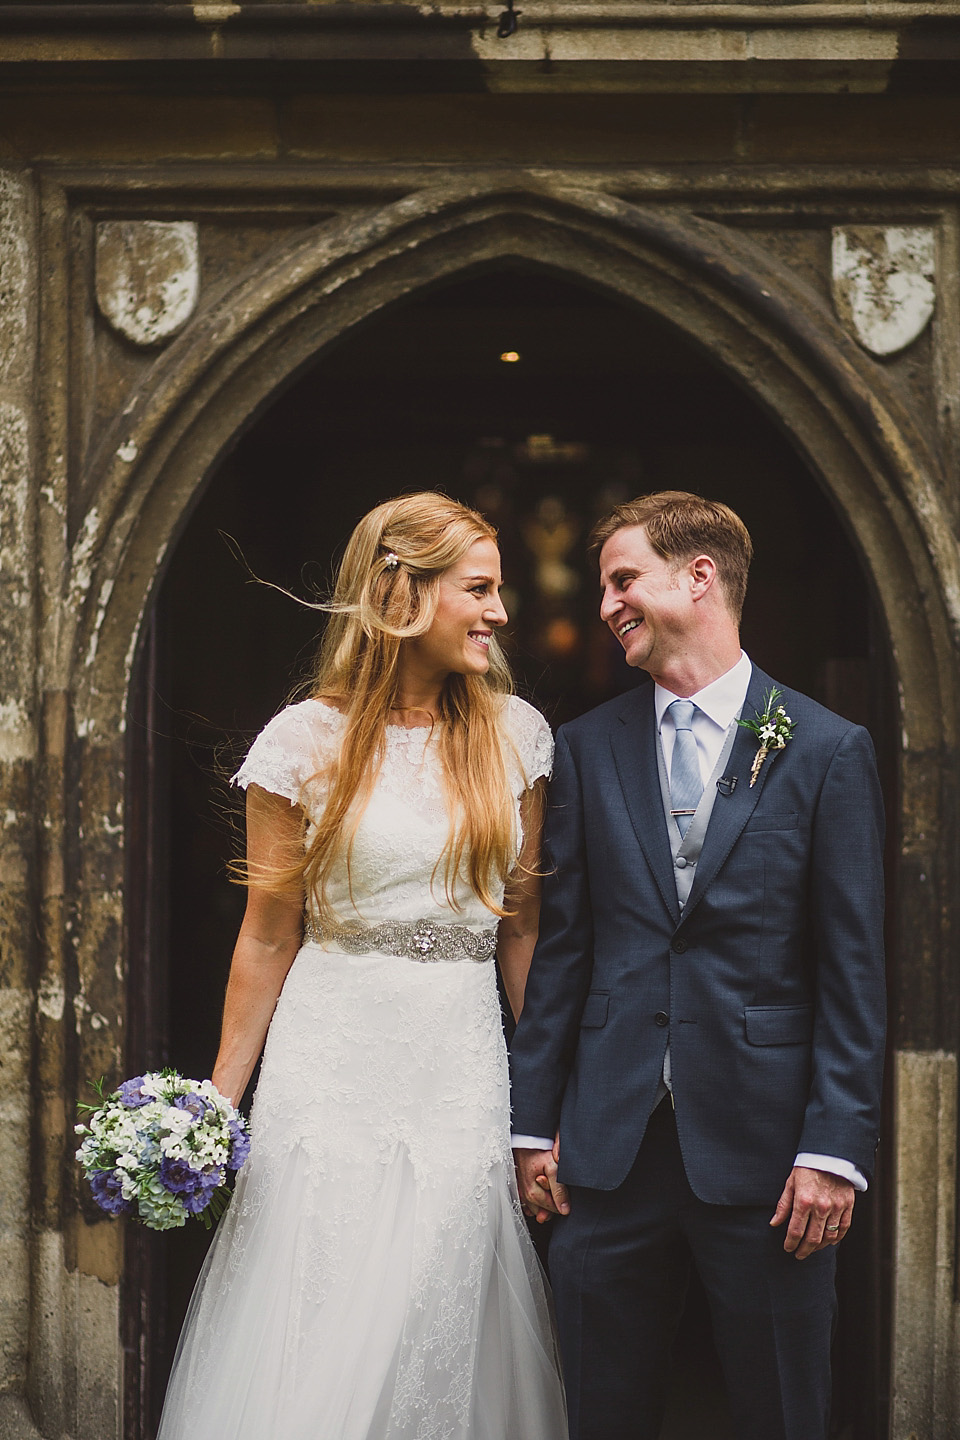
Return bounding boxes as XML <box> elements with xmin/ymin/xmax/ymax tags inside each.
<box><xmin>384</xmin><ymin>551</ymin><xmax>399</xmax><ymax>570</ymax></box>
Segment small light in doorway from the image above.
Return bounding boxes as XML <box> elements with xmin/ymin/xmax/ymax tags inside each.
<box><xmin>500</xmin><ymin>350</ymin><xmax>521</xmax><ymax>364</ymax></box>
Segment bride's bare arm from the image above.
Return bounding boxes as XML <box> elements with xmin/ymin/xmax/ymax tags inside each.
<box><xmin>211</xmin><ymin>785</ymin><xmax>306</xmax><ymax>1105</ymax></box>
<box><xmin>496</xmin><ymin>780</ymin><xmax>546</xmax><ymax>1023</ymax></box>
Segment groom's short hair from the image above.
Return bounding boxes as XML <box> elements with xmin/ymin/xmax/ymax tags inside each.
<box><xmin>588</xmin><ymin>491</ymin><xmax>753</xmax><ymax>622</ymax></box>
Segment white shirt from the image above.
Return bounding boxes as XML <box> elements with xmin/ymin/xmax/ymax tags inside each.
<box><xmin>512</xmin><ymin>652</ymin><xmax>866</xmax><ymax>1192</ymax></box>
<box><xmin>655</xmin><ymin>648</ymin><xmax>752</xmax><ymax>784</ymax></box>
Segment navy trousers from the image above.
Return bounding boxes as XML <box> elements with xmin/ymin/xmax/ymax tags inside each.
<box><xmin>548</xmin><ymin>1098</ymin><xmax>837</xmax><ymax>1440</ymax></box>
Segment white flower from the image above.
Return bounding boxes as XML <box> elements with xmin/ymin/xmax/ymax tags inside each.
<box><xmin>163</xmin><ymin>1108</ymin><xmax>195</xmax><ymax>1137</ymax></box>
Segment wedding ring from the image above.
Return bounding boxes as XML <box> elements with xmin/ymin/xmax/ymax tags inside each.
<box><xmin>826</xmin><ymin>1224</ymin><xmax>841</xmax><ymax>1231</ymax></box>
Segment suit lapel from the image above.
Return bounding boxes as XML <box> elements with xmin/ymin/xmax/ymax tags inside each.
<box><xmin>681</xmin><ymin>664</ymin><xmax>782</xmax><ymax>924</ymax></box>
<box><xmin>609</xmin><ymin>684</ymin><xmax>681</xmax><ymax>926</ymax></box>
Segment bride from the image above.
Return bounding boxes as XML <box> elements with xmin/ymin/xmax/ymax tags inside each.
<box><xmin>156</xmin><ymin>492</ymin><xmax>567</xmax><ymax>1439</ymax></box>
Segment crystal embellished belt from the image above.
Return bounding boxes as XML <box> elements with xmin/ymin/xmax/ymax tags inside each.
<box><xmin>302</xmin><ymin>917</ymin><xmax>497</xmax><ymax>964</ymax></box>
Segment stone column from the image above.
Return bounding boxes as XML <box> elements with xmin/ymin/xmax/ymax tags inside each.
<box><xmin>892</xmin><ymin>1052</ymin><xmax>960</xmax><ymax>1439</ymax></box>
<box><xmin>0</xmin><ymin>169</ymin><xmax>42</xmax><ymax>1438</ymax></box>
<box><xmin>26</xmin><ymin>181</ymin><xmax>126</xmax><ymax>1437</ymax></box>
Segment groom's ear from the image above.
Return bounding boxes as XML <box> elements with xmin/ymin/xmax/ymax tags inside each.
<box><xmin>687</xmin><ymin>553</ymin><xmax>718</xmax><ymax>602</ymax></box>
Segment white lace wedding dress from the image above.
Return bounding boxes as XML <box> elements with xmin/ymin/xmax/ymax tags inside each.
<box><xmin>156</xmin><ymin>695</ymin><xmax>566</xmax><ymax>1440</ymax></box>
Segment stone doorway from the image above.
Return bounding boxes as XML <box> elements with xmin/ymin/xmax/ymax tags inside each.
<box><xmin>126</xmin><ymin>266</ymin><xmax>895</xmax><ymax>1439</ymax></box>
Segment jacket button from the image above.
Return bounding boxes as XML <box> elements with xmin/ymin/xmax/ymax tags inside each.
<box><xmin>655</xmin><ymin>1011</ymin><xmax>669</xmax><ymax>1027</ymax></box>
<box><xmin>672</xmin><ymin>938</ymin><xmax>687</xmax><ymax>954</ymax></box>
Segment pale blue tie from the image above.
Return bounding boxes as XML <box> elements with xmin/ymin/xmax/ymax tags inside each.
<box><xmin>668</xmin><ymin>699</ymin><xmax>703</xmax><ymax>839</ymax></box>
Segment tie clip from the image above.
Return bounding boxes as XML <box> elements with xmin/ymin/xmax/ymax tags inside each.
<box><xmin>670</xmin><ymin>808</ymin><xmax>697</xmax><ymax>816</ymax></box>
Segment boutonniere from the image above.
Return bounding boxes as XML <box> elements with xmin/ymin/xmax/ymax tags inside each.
<box><xmin>738</xmin><ymin>687</ymin><xmax>796</xmax><ymax>787</ymax></box>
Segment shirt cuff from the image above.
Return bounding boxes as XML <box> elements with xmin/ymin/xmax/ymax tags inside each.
<box><xmin>511</xmin><ymin>1134</ymin><xmax>554</xmax><ymax>1151</ymax></box>
<box><xmin>794</xmin><ymin>1152</ymin><xmax>868</xmax><ymax>1192</ymax></box>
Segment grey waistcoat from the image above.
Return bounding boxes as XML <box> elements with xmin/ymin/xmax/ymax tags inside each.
<box><xmin>655</xmin><ymin>715</ymin><xmax>741</xmax><ymax>1095</ymax></box>
<box><xmin>655</xmin><ymin>717</ymin><xmax>741</xmax><ymax>909</ymax></box>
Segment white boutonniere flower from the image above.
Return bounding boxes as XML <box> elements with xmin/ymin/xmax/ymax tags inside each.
<box><xmin>738</xmin><ymin>687</ymin><xmax>796</xmax><ymax>787</ymax></box>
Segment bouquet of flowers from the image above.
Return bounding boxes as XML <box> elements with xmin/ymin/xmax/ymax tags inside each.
<box><xmin>75</xmin><ymin>1070</ymin><xmax>251</xmax><ymax>1231</ymax></box>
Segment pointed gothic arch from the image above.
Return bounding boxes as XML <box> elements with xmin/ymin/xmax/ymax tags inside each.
<box><xmin>72</xmin><ymin>182</ymin><xmax>958</xmax><ymax>748</ymax></box>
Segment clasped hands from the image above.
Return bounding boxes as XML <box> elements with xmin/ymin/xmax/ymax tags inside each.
<box><xmin>514</xmin><ymin>1140</ymin><xmax>569</xmax><ymax>1226</ymax></box>
<box><xmin>514</xmin><ymin>1146</ymin><xmax>855</xmax><ymax>1260</ymax></box>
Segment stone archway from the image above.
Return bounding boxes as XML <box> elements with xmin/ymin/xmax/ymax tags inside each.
<box><xmin>63</xmin><ymin>179</ymin><xmax>960</xmax><ymax>1438</ymax></box>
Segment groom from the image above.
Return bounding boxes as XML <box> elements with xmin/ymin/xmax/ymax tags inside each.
<box><xmin>509</xmin><ymin>492</ymin><xmax>886</xmax><ymax>1440</ymax></box>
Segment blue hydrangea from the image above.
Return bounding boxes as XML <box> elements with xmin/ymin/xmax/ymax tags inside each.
<box><xmin>136</xmin><ymin>1174</ymin><xmax>188</xmax><ymax>1231</ymax></box>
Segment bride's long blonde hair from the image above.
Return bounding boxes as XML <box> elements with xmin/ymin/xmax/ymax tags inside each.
<box><xmin>250</xmin><ymin>492</ymin><xmax>521</xmax><ymax>923</ymax></box>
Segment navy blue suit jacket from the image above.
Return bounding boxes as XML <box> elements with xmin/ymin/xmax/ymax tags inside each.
<box><xmin>509</xmin><ymin>665</ymin><xmax>886</xmax><ymax>1206</ymax></box>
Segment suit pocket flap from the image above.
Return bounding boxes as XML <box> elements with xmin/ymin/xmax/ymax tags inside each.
<box><xmin>744</xmin><ymin>1004</ymin><xmax>813</xmax><ymax>1046</ymax></box>
<box><xmin>580</xmin><ymin>992</ymin><xmax>610</xmax><ymax>1029</ymax></box>
<box><xmin>744</xmin><ymin>811</ymin><xmax>799</xmax><ymax>833</ymax></box>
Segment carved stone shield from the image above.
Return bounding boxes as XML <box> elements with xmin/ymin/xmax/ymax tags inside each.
<box><xmin>831</xmin><ymin>225</ymin><xmax>935</xmax><ymax>358</ymax></box>
<box><xmin>95</xmin><ymin>220</ymin><xmax>199</xmax><ymax>347</ymax></box>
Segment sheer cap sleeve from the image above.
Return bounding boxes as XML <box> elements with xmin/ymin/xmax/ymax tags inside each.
<box><xmin>503</xmin><ymin>696</ymin><xmax>554</xmax><ymax>793</ymax></box>
<box><xmin>231</xmin><ymin>700</ymin><xmax>335</xmax><ymax>806</ymax></box>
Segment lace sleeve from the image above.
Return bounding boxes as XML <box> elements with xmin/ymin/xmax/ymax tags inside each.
<box><xmin>231</xmin><ymin>702</ymin><xmax>328</xmax><ymax>806</ymax></box>
<box><xmin>503</xmin><ymin>696</ymin><xmax>554</xmax><ymax>794</ymax></box>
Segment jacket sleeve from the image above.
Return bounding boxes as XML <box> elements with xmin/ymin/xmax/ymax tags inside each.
<box><xmin>798</xmin><ymin>724</ymin><xmax>886</xmax><ymax>1180</ymax></box>
<box><xmin>508</xmin><ymin>725</ymin><xmax>596</xmax><ymax>1140</ymax></box>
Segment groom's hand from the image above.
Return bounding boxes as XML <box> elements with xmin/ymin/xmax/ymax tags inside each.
<box><xmin>514</xmin><ymin>1140</ymin><xmax>570</xmax><ymax>1224</ymax></box>
<box><xmin>770</xmin><ymin>1166</ymin><xmax>856</xmax><ymax>1260</ymax></box>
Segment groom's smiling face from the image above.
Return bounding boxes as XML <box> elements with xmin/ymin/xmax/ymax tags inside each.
<box><xmin>598</xmin><ymin>525</ymin><xmax>692</xmax><ymax>674</ymax></box>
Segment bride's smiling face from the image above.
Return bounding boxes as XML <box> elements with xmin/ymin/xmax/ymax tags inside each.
<box><xmin>403</xmin><ymin>538</ymin><xmax>508</xmax><ymax>682</ymax></box>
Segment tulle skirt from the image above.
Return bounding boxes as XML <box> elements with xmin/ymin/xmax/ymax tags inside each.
<box><xmin>156</xmin><ymin>943</ymin><xmax>567</xmax><ymax>1439</ymax></box>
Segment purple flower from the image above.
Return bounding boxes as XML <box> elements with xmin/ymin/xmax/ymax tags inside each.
<box><xmin>182</xmin><ymin>1173</ymin><xmax>224</xmax><ymax>1215</ymax></box>
<box><xmin>173</xmin><ymin>1093</ymin><xmax>212</xmax><ymax>1120</ymax></box>
<box><xmin>89</xmin><ymin>1169</ymin><xmax>133</xmax><ymax>1215</ymax></box>
<box><xmin>159</xmin><ymin>1155</ymin><xmax>208</xmax><ymax>1196</ymax></box>
<box><xmin>117</xmin><ymin>1076</ymin><xmax>152</xmax><ymax>1109</ymax></box>
<box><xmin>227</xmin><ymin>1118</ymin><xmax>250</xmax><ymax>1171</ymax></box>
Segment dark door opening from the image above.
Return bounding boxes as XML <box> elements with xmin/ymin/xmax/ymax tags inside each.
<box><xmin>126</xmin><ymin>267</ymin><xmax>895</xmax><ymax>1439</ymax></box>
